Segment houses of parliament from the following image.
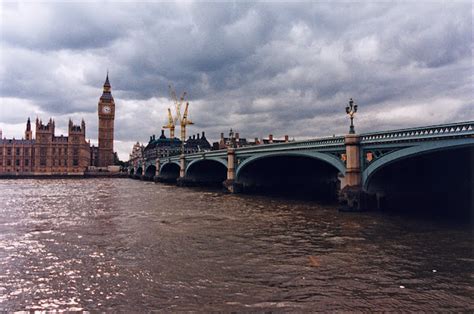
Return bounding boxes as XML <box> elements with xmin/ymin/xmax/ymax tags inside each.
<box><xmin>0</xmin><ymin>75</ymin><xmax>116</xmax><ymax>175</ymax></box>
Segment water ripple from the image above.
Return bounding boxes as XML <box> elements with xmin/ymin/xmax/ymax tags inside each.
<box><xmin>0</xmin><ymin>179</ymin><xmax>472</xmax><ymax>311</ymax></box>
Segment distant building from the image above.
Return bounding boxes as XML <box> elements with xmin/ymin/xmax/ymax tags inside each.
<box><xmin>87</xmin><ymin>74</ymin><xmax>118</xmax><ymax>169</ymax></box>
<box><xmin>141</xmin><ymin>130</ymin><xmax>211</xmax><ymax>162</ymax></box>
<box><xmin>129</xmin><ymin>130</ymin><xmax>212</xmax><ymax>171</ymax></box>
<box><xmin>90</xmin><ymin>145</ymin><xmax>99</xmax><ymax>167</ymax></box>
<box><xmin>261</xmin><ymin>134</ymin><xmax>290</xmax><ymax>144</ymax></box>
<box><xmin>143</xmin><ymin>130</ymin><xmax>182</xmax><ymax>161</ymax></box>
<box><xmin>128</xmin><ymin>141</ymin><xmax>145</xmax><ymax>171</ymax></box>
<box><xmin>0</xmin><ymin>118</ymin><xmax>91</xmax><ymax>175</ymax></box>
<box><xmin>184</xmin><ymin>131</ymin><xmax>212</xmax><ymax>153</ymax></box>
<box><xmin>212</xmin><ymin>129</ymin><xmax>290</xmax><ymax>150</ymax></box>
<box><xmin>96</xmin><ymin>74</ymin><xmax>116</xmax><ymax>167</ymax></box>
<box><xmin>0</xmin><ymin>75</ymin><xmax>120</xmax><ymax>175</ymax></box>
<box><xmin>213</xmin><ymin>129</ymin><xmax>249</xmax><ymax>150</ymax></box>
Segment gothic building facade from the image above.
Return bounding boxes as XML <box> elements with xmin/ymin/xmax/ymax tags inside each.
<box><xmin>0</xmin><ymin>74</ymin><xmax>116</xmax><ymax>175</ymax></box>
<box><xmin>97</xmin><ymin>74</ymin><xmax>115</xmax><ymax>167</ymax></box>
<box><xmin>0</xmin><ymin>118</ymin><xmax>90</xmax><ymax>175</ymax></box>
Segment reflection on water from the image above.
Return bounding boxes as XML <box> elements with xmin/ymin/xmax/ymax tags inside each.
<box><xmin>0</xmin><ymin>179</ymin><xmax>472</xmax><ymax>311</ymax></box>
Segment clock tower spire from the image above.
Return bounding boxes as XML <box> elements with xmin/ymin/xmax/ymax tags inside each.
<box><xmin>98</xmin><ymin>72</ymin><xmax>115</xmax><ymax>167</ymax></box>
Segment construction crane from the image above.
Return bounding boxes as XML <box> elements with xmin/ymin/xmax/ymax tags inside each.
<box><xmin>162</xmin><ymin>108</ymin><xmax>175</xmax><ymax>139</ymax></box>
<box><xmin>180</xmin><ymin>101</ymin><xmax>194</xmax><ymax>142</ymax></box>
<box><xmin>168</xmin><ymin>85</ymin><xmax>185</xmax><ymax>124</ymax></box>
<box><xmin>168</xmin><ymin>85</ymin><xmax>194</xmax><ymax>151</ymax></box>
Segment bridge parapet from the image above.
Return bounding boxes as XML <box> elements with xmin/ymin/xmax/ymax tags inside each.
<box><xmin>176</xmin><ymin>150</ymin><xmax>227</xmax><ymax>159</ymax></box>
<box><xmin>157</xmin><ymin>135</ymin><xmax>348</xmax><ymax>173</ymax></box>
<box><xmin>234</xmin><ymin>135</ymin><xmax>345</xmax><ymax>154</ymax></box>
<box><xmin>360</xmin><ymin>121</ymin><xmax>474</xmax><ymax>144</ymax></box>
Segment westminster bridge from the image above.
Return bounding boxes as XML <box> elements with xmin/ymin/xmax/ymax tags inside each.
<box><xmin>130</xmin><ymin>121</ymin><xmax>473</xmax><ymax>212</ymax></box>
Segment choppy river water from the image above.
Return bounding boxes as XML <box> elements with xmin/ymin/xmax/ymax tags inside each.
<box><xmin>0</xmin><ymin>179</ymin><xmax>472</xmax><ymax>311</ymax></box>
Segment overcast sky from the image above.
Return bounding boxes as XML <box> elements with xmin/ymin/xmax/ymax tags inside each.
<box><xmin>0</xmin><ymin>1</ymin><xmax>472</xmax><ymax>160</ymax></box>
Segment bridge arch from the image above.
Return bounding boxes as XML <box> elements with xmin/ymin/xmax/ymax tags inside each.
<box><xmin>129</xmin><ymin>168</ymin><xmax>135</xmax><ymax>176</ymax></box>
<box><xmin>144</xmin><ymin>165</ymin><xmax>156</xmax><ymax>180</ymax></box>
<box><xmin>159</xmin><ymin>161</ymin><xmax>181</xmax><ymax>182</ymax></box>
<box><xmin>236</xmin><ymin>151</ymin><xmax>345</xmax><ymax>180</ymax></box>
<box><xmin>363</xmin><ymin>140</ymin><xmax>473</xmax><ymax>217</ymax></box>
<box><xmin>160</xmin><ymin>161</ymin><xmax>180</xmax><ymax>172</ymax></box>
<box><xmin>235</xmin><ymin>151</ymin><xmax>345</xmax><ymax>200</ymax></box>
<box><xmin>185</xmin><ymin>158</ymin><xmax>228</xmax><ymax>185</ymax></box>
<box><xmin>136</xmin><ymin>166</ymin><xmax>143</xmax><ymax>176</ymax></box>
<box><xmin>363</xmin><ymin>139</ymin><xmax>474</xmax><ymax>189</ymax></box>
<box><xmin>185</xmin><ymin>157</ymin><xmax>227</xmax><ymax>174</ymax></box>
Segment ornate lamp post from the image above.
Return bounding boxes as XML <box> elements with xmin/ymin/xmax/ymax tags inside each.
<box><xmin>227</xmin><ymin>128</ymin><xmax>236</xmax><ymax>148</ymax></box>
<box><xmin>345</xmin><ymin>98</ymin><xmax>358</xmax><ymax>134</ymax></box>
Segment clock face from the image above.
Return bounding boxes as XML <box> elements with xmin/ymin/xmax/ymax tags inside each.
<box><xmin>102</xmin><ymin>106</ymin><xmax>111</xmax><ymax>114</ymax></box>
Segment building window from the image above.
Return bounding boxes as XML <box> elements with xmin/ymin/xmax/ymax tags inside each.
<box><xmin>7</xmin><ymin>148</ymin><xmax>11</xmax><ymax>155</ymax></box>
<box><xmin>40</xmin><ymin>158</ymin><xmax>46</xmax><ymax>166</ymax></box>
<box><xmin>73</xmin><ymin>159</ymin><xmax>79</xmax><ymax>166</ymax></box>
<box><xmin>24</xmin><ymin>148</ymin><xmax>29</xmax><ymax>155</ymax></box>
<box><xmin>7</xmin><ymin>160</ymin><xmax>11</xmax><ymax>166</ymax></box>
<box><xmin>25</xmin><ymin>159</ymin><xmax>29</xmax><ymax>166</ymax></box>
<box><xmin>16</xmin><ymin>148</ymin><xmax>20</xmax><ymax>155</ymax></box>
<box><xmin>16</xmin><ymin>159</ymin><xmax>20</xmax><ymax>166</ymax></box>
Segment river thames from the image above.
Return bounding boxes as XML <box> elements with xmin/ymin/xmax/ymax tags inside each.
<box><xmin>0</xmin><ymin>179</ymin><xmax>472</xmax><ymax>311</ymax></box>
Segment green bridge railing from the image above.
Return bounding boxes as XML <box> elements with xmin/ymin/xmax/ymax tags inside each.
<box><xmin>157</xmin><ymin>120</ymin><xmax>473</xmax><ymax>162</ymax></box>
<box><xmin>360</xmin><ymin>121</ymin><xmax>474</xmax><ymax>144</ymax></box>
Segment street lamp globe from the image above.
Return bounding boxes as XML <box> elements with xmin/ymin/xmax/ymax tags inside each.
<box><xmin>345</xmin><ymin>98</ymin><xmax>358</xmax><ymax>134</ymax></box>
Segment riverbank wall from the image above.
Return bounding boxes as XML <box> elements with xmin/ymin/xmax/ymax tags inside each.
<box><xmin>0</xmin><ymin>172</ymin><xmax>129</xmax><ymax>179</ymax></box>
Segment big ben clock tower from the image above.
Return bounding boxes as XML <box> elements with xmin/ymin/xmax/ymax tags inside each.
<box><xmin>98</xmin><ymin>73</ymin><xmax>115</xmax><ymax>167</ymax></box>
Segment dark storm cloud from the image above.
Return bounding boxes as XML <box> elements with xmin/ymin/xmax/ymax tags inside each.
<box><xmin>1</xmin><ymin>2</ymin><xmax>134</xmax><ymax>50</ymax></box>
<box><xmin>0</xmin><ymin>1</ymin><xmax>472</xmax><ymax>159</ymax></box>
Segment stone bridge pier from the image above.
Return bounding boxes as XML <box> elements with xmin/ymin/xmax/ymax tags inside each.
<box><xmin>153</xmin><ymin>159</ymin><xmax>160</xmax><ymax>182</ymax></box>
<box><xmin>338</xmin><ymin>134</ymin><xmax>375</xmax><ymax>211</ymax></box>
<box><xmin>223</xmin><ymin>147</ymin><xmax>240</xmax><ymax>193</ymax></box>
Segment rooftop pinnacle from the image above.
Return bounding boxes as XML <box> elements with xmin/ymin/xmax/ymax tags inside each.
<box><xmin>103</xmin><ymin>72</ymin><xmax>111</xmax><ymax>91</ymax></box>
